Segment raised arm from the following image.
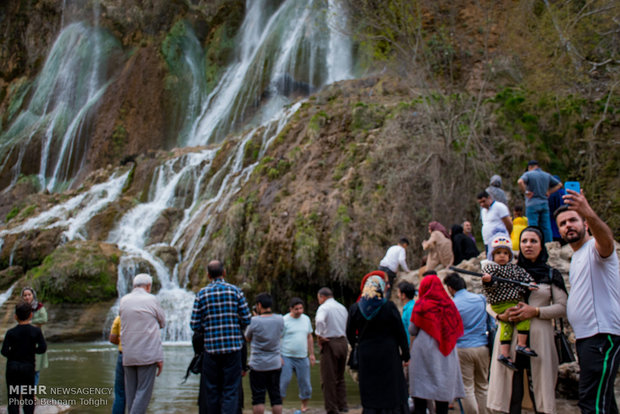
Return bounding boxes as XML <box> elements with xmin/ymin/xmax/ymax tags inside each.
<box><xmin>564</xmin><ymin>190</ymin><xmax>615</xmax><ymax>258</ymax></box>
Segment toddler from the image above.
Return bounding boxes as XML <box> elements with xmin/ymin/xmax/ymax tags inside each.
<box><xmin>482</xmin><ymin>234</ymin><xmax>537</xmax><ymax>371</ymax></box>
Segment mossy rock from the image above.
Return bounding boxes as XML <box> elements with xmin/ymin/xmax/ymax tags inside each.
<box><xmin>0</xmin><ymin>266</ymin><xmax>24</xmax><ymax>290</ymax></box>
<box><xmin>26</xmin><ymin>241</ymin><xmax>122</xmax><ymax>304</ymax></box>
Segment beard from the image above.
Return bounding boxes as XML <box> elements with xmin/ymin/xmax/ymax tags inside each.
<box><xmin>563</xmin><ymin>226</ymin><xmax>586</xmax><ymax>243</ymax></box>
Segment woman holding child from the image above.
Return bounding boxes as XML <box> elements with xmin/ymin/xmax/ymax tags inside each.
<box><xmin>487</xmin><ymin>227</ymin><xmax>567</xmax><ymax>414</ymax></box>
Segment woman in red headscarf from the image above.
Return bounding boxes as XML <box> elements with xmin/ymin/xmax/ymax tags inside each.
<box><xmin>408</xmin><ymin>274</ymin><xmax>465</xmax><ymax>414</ymax></box>
<box><xmin>421</xmin><ymin>221</ymin><xmax>454</xmax><ymax>274</ymax></box>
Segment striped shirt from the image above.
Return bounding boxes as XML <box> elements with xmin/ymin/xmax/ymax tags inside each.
<box><xmin>190</xmin><ymin>278</ymin><xmax>251</xmax><ymax>354</ymax></box>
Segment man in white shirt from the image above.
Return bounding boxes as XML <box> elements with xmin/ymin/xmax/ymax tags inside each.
<box><xmin>119</xmin><ymin>273</ymin><xmax>165</xmax><ymax>414</ymax></box>
<box><xmin>280</xmin><ymin>297</ymin><xmax>315</xmax><ymax>413</ymax></box>
<box><xmin>315</xmin><ymin>287</ymin><xmax>348</xmax><ymax>414</ymax></box>
<box><xmin>555</xmin><ymin>191</ymin><xmax>620</xmax><ymax>414</ymax></box>
<box><xmin>477</xmin><ymin>190</ymin><xmax>512</xmax><ymax>256</ymax></box>
<box><xmin>378</xmin><ymin>238</ymin><xmax>410</xmax><ymax>299</ymax></box>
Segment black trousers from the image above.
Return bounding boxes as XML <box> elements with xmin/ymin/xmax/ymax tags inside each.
<box><xmin>378</xmin><ymin>266</ymin><xmax>397</xmax><ymax>299</ymax></box>
<box><xmin>6</xmin><ymin>360</ymin><xmax>36</xmax><ymax>414</ymax></box>
<box><xmin>576</xmin><ymin>333</ymin><xmax>620</xmax><ymax>414</ymax></box>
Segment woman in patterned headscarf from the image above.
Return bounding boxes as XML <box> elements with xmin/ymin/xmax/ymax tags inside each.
<box><xmin>347</xmin><ymin>274</ymin><xmax>410</xmax><ymax>413</ymax></box>
<box><xmin>408</xmin><ymin>274</ymin><xmax>465</xmax><ymax>414</ymax></box>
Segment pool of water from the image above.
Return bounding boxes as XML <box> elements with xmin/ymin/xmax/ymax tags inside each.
<box><xmin>0</xmin><ymin>342</ymin><xmax>361</xmax><ymax>413</ymax></box>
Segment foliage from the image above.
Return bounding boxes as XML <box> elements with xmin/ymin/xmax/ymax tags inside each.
<box><xmin>5</xmin><ymin>206</ymin><xmax>21</xmax><ymax>222</ymax></box>
<box><xmin>27</xmin><ymin>242</ymin><xmax>119</xmax><ymax>304</ymax></box>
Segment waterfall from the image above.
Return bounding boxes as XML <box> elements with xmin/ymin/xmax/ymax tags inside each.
<box><xmin>0</xmin><ymin>170</ymin><xmax>130</xmax><ymax>242</ymax></box>
<box><xmin>187</xmin><ymin>0</ymin><xmax>353</xmax><ymax>146</ymax></box>
<box><xmin>0</xmin><ymin>22</ymin><xmax>122</xmax><ymax>193</ymax></box>
<box><xmin>105</xmin><ymin>101</ymin><xmax>301</xmax><ymax>341</ymax></box>
<box><xmin>0</xmin><ymin>283</ymin><xmax>18</xmax><ymax>309</ymax></box>
<box><xmin>1</xmin><ymin>0</ymin><xmax>354</xmax><ymax>342</ymax></box>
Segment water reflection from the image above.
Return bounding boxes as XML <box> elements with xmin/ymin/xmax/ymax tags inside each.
<box><xmin>0</xmin><ymin>343</ymin><xmax>360</xmax><ymax>413</ymax></box>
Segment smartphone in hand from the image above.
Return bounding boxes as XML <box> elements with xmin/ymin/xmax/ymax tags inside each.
<box><xmin>564</xmin><ymin>181</ymin><xmax>580</xmax><ymax>194</ymax></box>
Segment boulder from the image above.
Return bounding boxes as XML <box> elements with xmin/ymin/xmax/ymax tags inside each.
<box><xmin>26</xmin><ymin>241</ymin><xmax>122</xmax><ymax>304</ymax></box>
<box><xmin>0</xmin><ymin>228</ymin><xmax>64</xmax><ymax>271</ymax></box>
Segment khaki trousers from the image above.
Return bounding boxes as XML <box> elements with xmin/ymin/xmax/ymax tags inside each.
<box><xmin>457</xmin><ymin>346</ymin><xmax>489</xmax><ymax>414</ymax></box>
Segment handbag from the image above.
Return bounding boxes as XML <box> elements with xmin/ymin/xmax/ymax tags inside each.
<box><xmin>548</xmin><ymin>269</ymin><xmax>576</xmax><ymax>364</ymax></box>
<box><xmin>183</xmin><ymin>331</ymin><xmax>205</xmax><ymax>382</ymax></box>
<box><xmin>348</xmin><ymin>343</ymin><xmax>360</xmax><ymax>370</ymax></box>
<box><xmin>554</xmin><ymin>318</ymin><xmax>576</xmax><ymax>364</ymax></box>
<box><xmin>348</xmin><ymin>319</ymin><xmax>369</xmax><ymax>371</ymax></box>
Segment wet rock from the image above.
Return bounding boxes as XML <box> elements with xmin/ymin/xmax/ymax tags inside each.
<box><xmin>150</xmin><ymin>245</ymin><xmax>179</xmax><ymax>274</ymax></box>
<box><xmin>0</xmin><ymin>228</ymin><xmax>64</xmax><ymax>272</ymax></box>
<box><xmin>25</xmin><ymin>241</ymin><xmax>122</xmax><ymax>304</ymax></box>
<box><xmin>147</xmin><ymin>208</ymin><xmax>184</xmax><ymax>245</ymax></box>
<box><xmin>557</xmin><ymin>361</ymin><xmax>580</xmax><ymax>400</ymax></box>
<box><xmin>0</xmin><ymin>265</ymin><xmax>23</xmax><ymax>290</ymax></box>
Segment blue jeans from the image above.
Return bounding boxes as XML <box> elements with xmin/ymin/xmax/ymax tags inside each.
<box><xmin>202</xmin><ymin>350</ymin><xmax>242</xmax><ymax>413</ymax></box>
<box><xmin>525</xmin><ymin>203</ymin><xmax>553</xmax><ymax>243</ymax></box>
<box><xmin>112</xmin><ymin>352</ymin><xmax>125</xmax><ymax>414</ymax></box>
<box><xmin>280</xmin><ymin>356</ymin><xmax>312</xmax><ymax>400</ymax></box>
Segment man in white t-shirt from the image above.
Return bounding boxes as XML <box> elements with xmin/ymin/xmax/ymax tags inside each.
<box><xmin>378</xmin><ymin>238</ymin><xmax>410</xmax><ymax>299</ymax></box>
<box><xmin>555</xmin><ymin>190</ymin><xmax>620</xmax><ymax>414</ymax></box>
<box><xmin>477</xmin><ymin>190</ymin><xmax>513</xmax><ymax>256</ymax></box>
<box><xmin>279</xmin><ymin>297</ymin><xmax>315</xmax><ymax>413</ymax></box>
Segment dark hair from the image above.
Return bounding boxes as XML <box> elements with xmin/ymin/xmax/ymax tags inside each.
<box><xmin>289</xmin><ymin>297</ymin><xmax>304</xmax><ymax>308</ymax></box>
<box><xmin>443</xmin><ymin>273</ymin><xmax>466</xmax><ymax>291</ymax></box>
<box><xmin>477</xmin><ymin>190</ymin><xmax>489</xmax><ymax>199</ymax></box>
<box><xmin>397</xmin><ymin>281</ymin><xmax>416</xmax><ymax>299</ymax></box>
<box><xmin>318</xmin><ymin>287</ymin><xmax>333</xmax><ymax>298</ymax></box>
<box><xmin>514</xmin><ymin>205</ymin><xmax>524</xmax><ymax>213</ymax></box>
<box><xmin>399</xmin><ymin>237</ymin><xmax>410</xmax><ymax>246</ymax></box>
<box><xmin>15</xmin><ymin>301</ymin><xmax>32</xmax><ymax>321</ymax></box>
<box><xmin>207</xmin><ymin>260</ymin><xmax>224</xmax><ymax>278</ymax></box>
<box><xmin>255</xmin><ymin>292</ymin><xmax>273</xmax><ymax>309</ymax></box>
<box><xmin>528</xmin><ymin>160</ymin><xmax>539</xmax><ymax>166</ymax></box>
<box><xmin>422</xmin><ymin>269</ymin><xmax>437</xmax><ymax>277</ymax></box>
<box><xmin>553</xmin><ymin>204</ymin><xmax>580</xmax><ymax>221</ymax></box>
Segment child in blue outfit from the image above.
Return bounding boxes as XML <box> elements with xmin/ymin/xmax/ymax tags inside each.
<box><xmin>1</xmin><ymin>301</ymin><xmax>47</xmax><ymax>414</ymax></box>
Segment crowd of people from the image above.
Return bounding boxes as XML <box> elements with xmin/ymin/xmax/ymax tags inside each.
<box><xmin>2</xmin><ymin>162</ymin><xmax>619</xmax><ymax>414</ymax></box>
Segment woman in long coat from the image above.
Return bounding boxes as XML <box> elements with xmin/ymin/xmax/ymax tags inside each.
<box><xmin>487</xmin><ymin>226</ymin><xmax>568</xmax><ymax>413</ymax></box>
<box><xmin>408</xmin><ymin>274</ymin><xmax>465</xmax><ymax>414</ymax></box>
<box><xmin>347</xmin><ymin>275</ymin><xmax>410</xmax><ymax>413</ymax></box>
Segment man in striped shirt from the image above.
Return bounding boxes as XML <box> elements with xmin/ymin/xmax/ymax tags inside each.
<box><xmin>190</xmin><ymin>260</ymin><xmax>251</xmax><ymax>413</ymax></box>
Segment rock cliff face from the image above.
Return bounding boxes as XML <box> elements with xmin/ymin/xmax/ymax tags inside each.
<box><xmin>0</xmin><ymin>0</ymin><xmax>244</xmax><ymax>197</ymax></box>
<box><xmin>0</xmin><ymin>0</ymin><xmax>618</xmax><ymax>344</ymax></box>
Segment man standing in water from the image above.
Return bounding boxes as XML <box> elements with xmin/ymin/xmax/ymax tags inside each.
<box><xmin>190</xmin><ymin>260</ymin><xmax>251</xmax><ymax>413</ymax></box>
<box><xmin>315</xmin><ymin>287</ymin><xmax>349</xmax><ymax>414</ymax></box>
<box><xmin>280</xmin><ymin>297</ymin><xmax>315</xmax><ymax>412</ymax></box>
<box><xmin>555</xmin><ymin>191</ymin><xmax>620</xmax><ymax>414</ymax></box>
<box><xmin>120</xmin><ymin>273</ymin><xmax>165</xmax><ymax>414</ymax></box>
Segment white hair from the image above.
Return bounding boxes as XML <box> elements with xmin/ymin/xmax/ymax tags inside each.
<box><xmin>133</xmin><ymin>273</ymin><xmax>153</xmax><ymax>288</ymax></box>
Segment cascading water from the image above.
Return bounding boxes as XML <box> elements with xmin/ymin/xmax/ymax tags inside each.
<box><xmin>0</xmin><ymin>22</ymin><xmax>122</xmax><ymax>192</ymax></box>
<box><xmin>187</xmin><ymin>0</ymin><xmax>354</xmax><ymax>146</ymax></box>
<box><xmin>0</xmin><ymin>0</ymin><xmax>354</xmax><ymax>342</ymax></box>
<box><xmin>106</xmin><ymin>102</ymin><xmax>301</xmax><ymax>341</ymax></box>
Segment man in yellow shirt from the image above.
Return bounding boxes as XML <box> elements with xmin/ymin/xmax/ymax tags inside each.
<box><xmin>109</xmin><ymin>316</ymin><xmax>124</xmax><ymax>414</ymax></box>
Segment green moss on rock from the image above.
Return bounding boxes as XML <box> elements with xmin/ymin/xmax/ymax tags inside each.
<box><xmin>26</xmin><ymin>241</ymin><xmax>122</xmax><ymax>304</ymax></box>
